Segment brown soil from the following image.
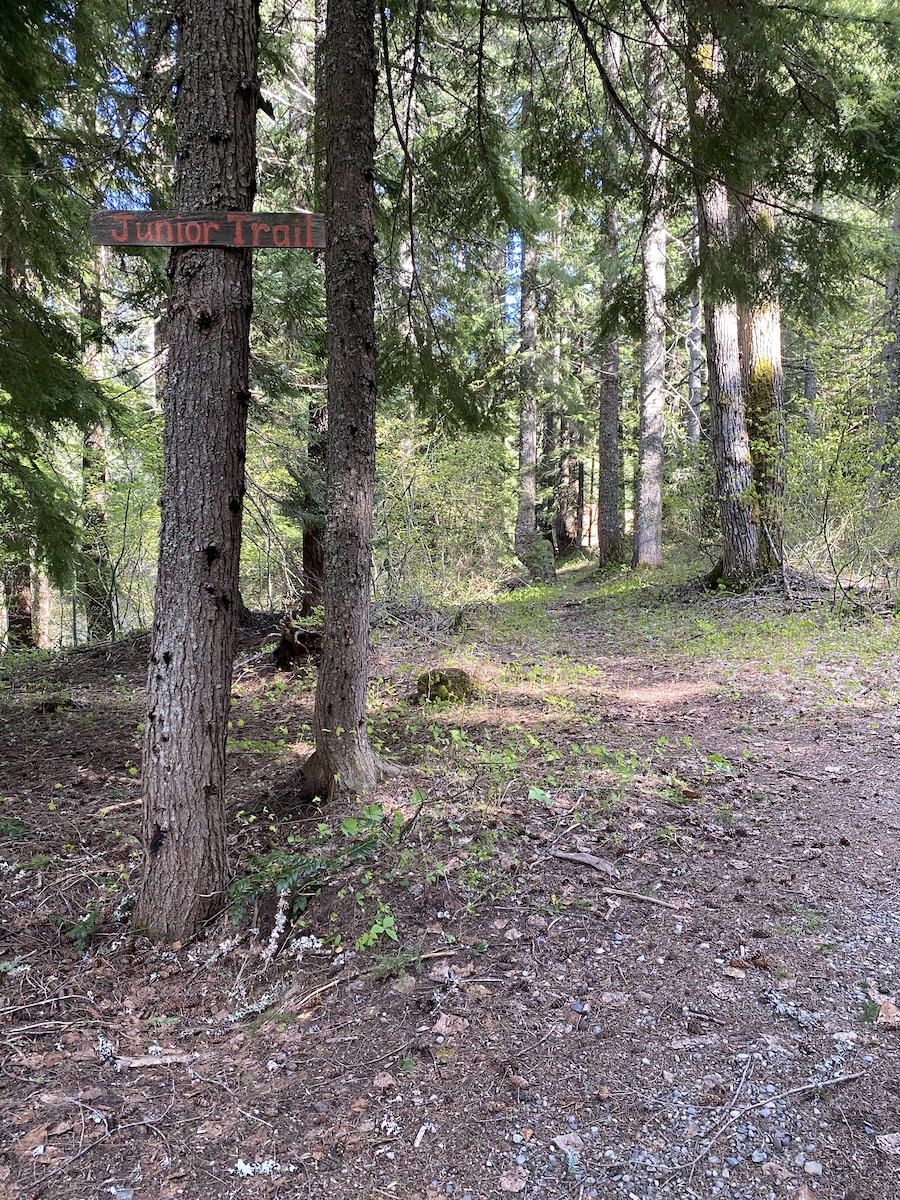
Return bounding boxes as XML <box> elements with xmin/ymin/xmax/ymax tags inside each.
<box><xmin>1</xmin><ymin>573</ymin><xmax>899</xmax><ymax>1200</ymax></box>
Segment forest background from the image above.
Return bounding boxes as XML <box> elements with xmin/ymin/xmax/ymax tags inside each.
<box><xmin>5</xmin><ymin>7</ymin><xmax>900</xmax><ymax>1194</ymax></box>
<box><xmin>6</xmin><ymin>0</ymin><xmax>900</xmax><ymax>650</ymax></box>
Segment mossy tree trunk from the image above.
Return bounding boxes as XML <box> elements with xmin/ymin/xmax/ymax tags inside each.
<box><xmin>740</xmin><ymin>199</ymin><xmax>786</xmax><ymax>573</ymax></box>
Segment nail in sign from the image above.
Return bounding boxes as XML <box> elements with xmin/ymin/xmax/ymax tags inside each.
<box><xmin>91</xmin><ymin>210</ymin><xmax>325</xmax><ymax>250</ymax></box>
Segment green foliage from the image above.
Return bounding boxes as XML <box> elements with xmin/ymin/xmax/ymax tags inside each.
<box><xmin>226</xmin><ymin>805</ymin><xmax>387</xmax><ymax>926</ymax></box>
<box><xmin>354</xmin><ymin>899</ymin><xmax>399</xmax><ymax>950</ymax></box>
<box><xmin>374</xmin><ymin>416</ymin><xmax>517</xmax><ymax>600</ymax></box>
<box><xmin>0</xmin><ymin>815</ymin><xmax>27</xmax><ymax>839</ymax></box>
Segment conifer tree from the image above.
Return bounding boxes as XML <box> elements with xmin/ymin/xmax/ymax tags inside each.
<box><xmin>632</xmin><ymin>6</ymin><xmax>668</xmax><ymax>568</ymax></box>
<box><xmin>301</xmin><ymin>0</ymin><xmax>383</xmax><ymax>799</ymax></box>
<box><xmin>136</xmin><ymin>0</ymin><xmax>260</xmax><ymax>941</ymax></box>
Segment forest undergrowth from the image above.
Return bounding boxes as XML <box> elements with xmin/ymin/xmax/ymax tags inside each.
<box><xmin>1</xmin><ymin>559</ymin><xmax>899</xmax><ymax>1200</ymax></box>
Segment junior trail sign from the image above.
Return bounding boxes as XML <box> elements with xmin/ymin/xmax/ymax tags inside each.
<box><xmin>91</xmin><ymin>209</ymin><xmax>325</xmax><ymax>250</ymax></box>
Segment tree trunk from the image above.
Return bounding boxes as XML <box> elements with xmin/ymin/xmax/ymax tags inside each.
<box><xmin>514</xmin><ymin>90</ymin><xmax>544</xmax><ymax>577</ymax></box>
<box><xmin>80</xmin><ymin>258</ymin><xmax>116</xmax><ymax>640</ymax></box>
<box><xmin>302</xmin><ymin>0</ymin><xmax>380</xmax><ymax>799</ymax></box>
<box><xmin>739</xmin><ymin>199</ymin><xmax>786</xmax><ymax>572</ymax></box>
<box><xmin>686</xmin><ymin>227</ymin><xmax>703</xmax><ymax>443</ymax></box>
<box><xmin>34</xmin><ymin>569</ymin><xmax>51</xmax><ymax>648</ymax></box>
<box><xmin>690</xmin><ymin>42</ymin><xmax>758</xmax><ymax>582</ymax></box>
<box><xmin>539</xmin><ymin>403</ymin><xmax>558</xmax><ymax>546</ymax></box>
<box><xmin>136</xmin><ymin>0</ymin><xmax>259</xmax><ymax>943</ymax></box>
<box><xmin>3</xmin><ymin>564</ymin><xmax>35</xmax><ymax>650</ymax></box>
<box><xmin>597</xmin><ymin>32</ymin><xmax>623</xmax><ymax>567</ymax></box>
<box><xmin>879</xmin><ymin>195</ymin><xmax>900</xmax><ymax>474</ymax></box>
<box><xmin>300</xmin><ymin>0</ymin><xmax>328</xmax><ymax>618</ymax></box>
<box><xmin>1</xmin><ymin>230</ymin><xmax>38</xmax><ymax>650</ymax></box>
<box><xmin>632</xmin><ymin>8</ymin><xmax>667</xmax><ymax>569</ymax></box>
<box><xmin>744</xmin><ymin>295</ymin><xmax>786</xmax><ymax>570</ymax></box>
<box><xmin>802</xmin><ymin>350</ymin><xmax>817</xmax><ymax>435</ymax></box>
<box><xmin>554</xmin><ymin>417</ymin><xmax>582</xmax><ymax>554</ymax></box>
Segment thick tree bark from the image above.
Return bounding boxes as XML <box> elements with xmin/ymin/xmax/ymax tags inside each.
<box><xmin>136</xmin><ymin>0</ymin><xmax>259</xmax><ymax>942</ymax></box>
<box><xmin>632</xmin><ymin>9</ymin><xmax>667</xmax><ymax>568</ymax></box>
<box><xmin>302</xmin><ymin>0</ymin><xmax>380</xmax><ymax>799</ymax></box>
<box><xmin>597</xmin><ymin>32</ymin><xmax>623</xmax><ymax>567</ymax></box>
<box><xmin>704</xmin><ymin>290</ymin><xmax>757</xmax><ymax>580</ymax></box>
<box><xmin>1</xmin><ymin>232</ymin><xmax>37</xmax><ymax>651</ymax></box>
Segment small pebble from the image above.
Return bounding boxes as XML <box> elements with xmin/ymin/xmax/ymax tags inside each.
<box><xmin>804</xmin><ymin>1161</ymin><xmax>823</xmax><ymax>1177</ymax></box>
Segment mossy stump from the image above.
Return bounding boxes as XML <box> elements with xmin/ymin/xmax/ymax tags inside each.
<box><xmin>411</xmin><ymin>667</ymin><xmax>477</xmax><ymax>704</ymax></box>
<box><xmin>516</xmin><ymin>531</ymin><xmax>556</xmax><ymax>583</ymax></box>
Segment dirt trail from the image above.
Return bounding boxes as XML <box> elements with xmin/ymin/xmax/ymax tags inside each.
<box><xmin>1</xmin><ymin>582</ymin><xmax>899</xmax><ymax>1200</ymax></box>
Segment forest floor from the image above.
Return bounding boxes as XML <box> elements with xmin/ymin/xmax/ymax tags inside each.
<box><xmin>2</xmin><ymin>559</ymin><xmax>900</xmax><ymax>1200</ymax></box>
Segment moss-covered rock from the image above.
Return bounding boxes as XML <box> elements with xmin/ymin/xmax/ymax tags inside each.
<box><xmin>412</xmin><ymin>667</ymin><xmax>477</xmax><ymax>704</ymax></box>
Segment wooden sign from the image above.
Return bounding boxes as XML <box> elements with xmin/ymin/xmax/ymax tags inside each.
<box><xmin>91</xmin><ymin>210</ymin><xmax>325</xmax><ymax>250</ymax></box>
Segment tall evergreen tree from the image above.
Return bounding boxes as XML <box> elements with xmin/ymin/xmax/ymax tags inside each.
<box><xmin>301</xmin><ymin>0</ymin><xmax>383</xmax><ymax>799</ymax></box>
<box><xmin>136</xmin><ymin>0</ymin><xmax>260</xmax><ymax>942</ymax></box>
<box><xmin>632</xmin><ymin>6</ymin><xmax>668</xmax><ymax>568</ymax></box>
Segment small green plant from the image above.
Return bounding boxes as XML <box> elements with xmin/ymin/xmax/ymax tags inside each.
<box><xmin>59</xmin><ymin>905</ymin><xmax>103</xmax><ymax>954</ymax></box>
<box><xmin>21</xmin><ymin>853</ymin><xmax>54</xmax><ymax>870</ymax></box>
<box><xmin>147</xmin><ymin>1014</ymin><xmax>181</xmax><ymax>1029</ymax></box>
<box><xmin>704</xmin><ymin>752</ymin><xmax>734</xmax><ymax>776</ymax></box>
<box><xmin>355</xmin><ymin>900</ymin><xmax>399</xmax><ymax>950</ymax></box>
<box><xmin>0</xmin><ymin>816</ymin><xmax>26</xmax><ymax>839</ymax></box>
<box><xmin>860</xmin><ymin>998</ymin><xmax>880</xmax><ymax>1023</ymax></box>
<box><xmin>340</xmin><ymin>801</ymin><xmax>387</xmax><ymax>837</ymax></box>
<box><xmin>227</xmin><ymin>823</ymin><xmax>380</xmax><ymax>926</ymax></box>
<box><xmin>365</xmin><ymin>946</ymin><xmax>424</xmax><ymax>980</ymax></box>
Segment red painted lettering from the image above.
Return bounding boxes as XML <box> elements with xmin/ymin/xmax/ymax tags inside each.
<box><xmin>110</xmin><ymin>214</ymin><xmax>131</xmax><ymax>243</ymax></box>
<box><xmin>251</xmin><ymin>222</ymin><xmax>270</xmax><ymax>247</ymax></box>
<box><xmin>185</xmin><ymin>221</ymin><xmax>202</xmax><ymax>244</ymax></box>
<box><xmin>228</xmin><ymin>213</ymin><xmax>252</xmax><ymax>246</ymax></box>
<box><xmin>136</xmin><ymin>221</ymin><xmax>155</xmax><ymax>242</ymax></box>
<box><xmin>202</xmin><ymin>221</ymin><xmax>220</xmax><ymax>245</ymax></box>
<box><xmin>156</xmin><ymin>221</ymin><xmax>173</xmax><ymax>243</ymax></box>
<box><xmin>272</xmin><ymin>224</ymin><xmax>289</xmax><ymax>248</ymax></box>
<box><xmin>305</xmin><ymin>213</ymin><xmax>312</xmax><ymax>248</ymax></box>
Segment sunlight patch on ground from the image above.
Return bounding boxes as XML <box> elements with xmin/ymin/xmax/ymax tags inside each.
<box><xmin>611</xmin><ymin>680</ymin><xmax>713</xmax><ymax>707</ymax></box>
